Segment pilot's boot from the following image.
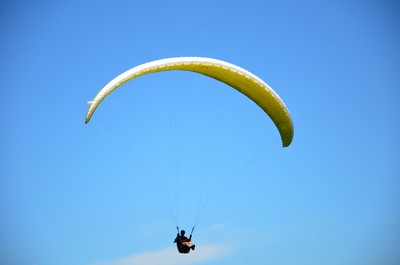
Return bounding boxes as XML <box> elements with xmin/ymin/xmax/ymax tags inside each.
<box><xmin>191</xmin><ymin>245</ymin><xmax>195</xmax><ymax>251</ymax></box>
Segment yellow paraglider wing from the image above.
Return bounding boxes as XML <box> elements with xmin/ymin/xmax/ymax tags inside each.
<box><xmin>85</xmin><ymin>57</ymin><xmax>294</xmax><ymax>147</ymax></box>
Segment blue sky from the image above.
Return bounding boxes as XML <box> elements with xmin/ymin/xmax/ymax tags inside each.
<box><xmin>1</xmin><ymin>0</ymin><xmax>399</xmax><ymax>265</ymax></box>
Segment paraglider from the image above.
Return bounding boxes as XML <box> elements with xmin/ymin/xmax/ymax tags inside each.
<box><xmin>85</xmin><ymin>57</ymin><xmax>294</xmax><ymax>254</ymax></box>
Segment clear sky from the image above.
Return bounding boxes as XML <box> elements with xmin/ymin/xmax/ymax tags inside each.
<box><xmin>1</xmin><ymin>1</ymin><xmax>399</xmax><ymax>265</ymax></box>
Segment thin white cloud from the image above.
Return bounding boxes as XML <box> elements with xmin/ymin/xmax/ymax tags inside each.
<box><xmin>92</xmin><ymin>244</ymin><xmax>233</xmax><ymax>265</ymax></box>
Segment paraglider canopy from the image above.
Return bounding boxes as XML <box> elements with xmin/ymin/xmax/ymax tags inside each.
<box><xmin>85</xmin><ymin>57</ymin><xmax>294</xmax><ymax>147</ymax></box>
